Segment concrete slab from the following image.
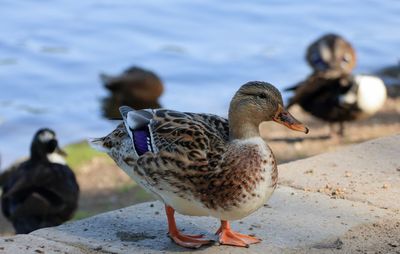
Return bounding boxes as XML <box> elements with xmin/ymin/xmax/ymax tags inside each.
<box><xmin>0</xmin><ymin>234</ymin><xmax>87</xmax><ymax>254</ymax></box>
<box><xmin>31</xmin><ymin>186</ymin><xmax>399</xmax><ymax>253</ymax></box>
<box><xmin>278</xmin><ymin>135</ymin><xmax>400</xmax><ymax>212</ymax></box>
<box><xmin>2</xmin><ymin>135</ymin><xmax>400</xmax><ymax>253</ymax></box>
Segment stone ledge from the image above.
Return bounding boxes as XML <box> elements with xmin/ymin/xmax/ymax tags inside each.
<box><xmin>1</xmin><ymin>135</ymin><xmax>399</xmax><ymax>253</ymax></box>
<box><xmin>0</xmin><ymin>234</ymin><xmax>89</xmax><ymax>254</ymax></box>
<box><xmin>279</xmin><ymin>134</ymin><xmax>400</xmax><ymax>211</ymax></box>
<box><xmin>30</xmin><ymin>186</ymin><xmax>400</xmax><ymax>253</ymax></box>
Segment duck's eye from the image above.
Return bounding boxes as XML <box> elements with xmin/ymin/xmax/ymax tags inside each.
<box><xmin>257</xmin><ymin>93</ymin><xmax>267</xmax><ymax>99</ymax></box>
<box><xmin>342</xmin><ymin>53</ymin><xmax>352</xmax><ymax>63</ymax></box>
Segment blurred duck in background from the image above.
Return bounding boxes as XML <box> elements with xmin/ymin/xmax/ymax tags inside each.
<box><xmin>286</xmin><ymin>33</ymin><xmax>386</xmax><ymax>136</ymax></box>
<box><xmin>0</xmin><ymin>128</ymin><xmax>79</xmax><ymax>234</ymax></box>
<box><xmin>100</xmin><ymin>66</ymin><xmax>164</xmax><ymax>119</ymax></box>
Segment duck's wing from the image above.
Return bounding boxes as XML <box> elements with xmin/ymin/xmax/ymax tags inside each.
<box><xmin>120</xmin><ymin>106</ymin><xmax>229</xmax><ymax>155</ymax></box>
<box><xmin>0</xmin><ymin>169</ymin><xmax>11</xmax><ymax>187</ymax></box>
<box><xmin>286</xmin><ymin>74</ymin><xmax>353</xmax><ymax>109</ymax></box>
<box><xmin>284</xmin><ymin>75</ymin><xmax>336</xmax><ymax>93</ymax></box>
<box><xmin>120</xmin><ymin>106</ymin><xmax>231</xmax><ymax>208</ymax></box>
<box><xmin>1</xmin><ymin>163</ymin><xmax>79</xmax><ymax>220</ymax></box>
<box><xmin>286</xmin><ymin>76</ymin><xmax>321</xmax><ymax>108</ymax></box>
<box><xmin>0</xmin><ymin>159</ymin><xmax>24</xmax><ymax>187</ymax></box>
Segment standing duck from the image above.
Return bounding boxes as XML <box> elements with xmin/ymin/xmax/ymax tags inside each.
<box><xmin>1</xmin><ymin>128</ymin><xmax>79</xmax><ymax>234</ymax></box>
<box><xmin>90</xmin><ymin>81</ymin><xmax>308</xmax><ymax>248</ymax></box>
<box><xmin>286</xmin><ymin>34</ymin><xmax>386</xmax><ymax>136</ymax></box>
<box><xmin>100</xmin><ymin>66</ymin><xmax>164</xmax><ymax>119</ymax></box>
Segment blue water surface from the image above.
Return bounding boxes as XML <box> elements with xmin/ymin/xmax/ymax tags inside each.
<box><xmin>0</xmin><ymin>0</ymin><xmax>399</xmax><ymax>168</ymax></box>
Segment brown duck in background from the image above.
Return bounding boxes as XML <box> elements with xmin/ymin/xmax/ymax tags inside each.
<box><xmin>0</xmin><ymin>128</ymin><xmax>79</xmax><ymax>234</ymax></box>
<box><xmin>286</xmin><ymin>34</ymin><xmax>386</xmax><ymax>136</ymax></box>
<box><xmin>100</xmin><ymin>66</ymin><xmax>164</xmax><ymax>119</ymax></box>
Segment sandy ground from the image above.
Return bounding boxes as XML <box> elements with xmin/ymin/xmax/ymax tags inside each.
<box><xmin>302</xmin><ymin>219</ymin><xmax>400</xmax><ymax>253</ymax></box>
<box><xmin>0</xmin><ymin>97</ymin><xmax>399</xmax><ymax>236</ymax></box>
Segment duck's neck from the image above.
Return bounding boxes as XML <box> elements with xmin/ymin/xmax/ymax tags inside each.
<box><xmin>30</xmin><ymin>145</ymin><xmax>49</xmax><ymax>163</ymax></box>
<box><xmin>229</xmin><ymin>123</ymin><xmax>260</xmax><ymax>140</ymax></box>
<box><xmin>228</xmin><ymin>113</ymin><xmax>261</xmax><ymax>140</ymax></box>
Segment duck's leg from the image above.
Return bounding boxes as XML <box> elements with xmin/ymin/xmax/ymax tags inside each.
<box><xmin>338</xmin><ymin>122</ymin><xmax>345</xmax><ymax>137</ymax></box>
<box><xmin>216</xmin><ymin>220</ymin><xmax>261</xmax><ymax>247</ymax></box>
<box><xmin>165</xmin><ymin>205</ymin><xmax>212</xmax><ymax>248</ymax></box>
<box><xmin>329</xmin><ymin>123</ymin><xmax>335</xmax><ymax>137</ymax></box>
<box><xmin>329</xmin><ymin>123</ymin><xmax>343</xmax><ymax>143</ymax></box>
<box><xmin>329</xmin><ymin>123</ymin><xmax>339</xmax><ymax>137</ymax></box>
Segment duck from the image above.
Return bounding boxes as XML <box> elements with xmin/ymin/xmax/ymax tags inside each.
<box><xmin>1</xmin><ymin>128</ymin><xmax>79</xmax><ymax>234</ymax></box>
<box><xmin>100</xmin><ymin>66</ymin><xmax>164</xmax><ymax>119</ymax></box>
<box><xmin>286</xmin><ymin>34</ymin><xmax>386</xmax><ymax>136</ymax></box>
<box><xmin>90</xmin><ymin>81</ymin><xmax>308</xmax><ymax>248</ymax></box>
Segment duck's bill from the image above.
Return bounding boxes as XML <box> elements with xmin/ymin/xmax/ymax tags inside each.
<box><xmin>55</xmin><ymin>146</ymin><xmax>68</xmax><ymax>157</ymax></box>
<box><xmin>273</xmin><ymin>105</ymin><xmax>309</xmax><ymax>134</ymax></box>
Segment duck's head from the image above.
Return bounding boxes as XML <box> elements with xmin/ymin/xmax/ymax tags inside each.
<box><xmin>229</xmin><ymin>81</ymin><xmax>309</xmax><ymax>140</ymax></box>
<box><xmin>31</xmin><ymin>128</ymin><xmax>67</xmax><ymax>163</ymax></box>
<box><xmin>306</xmin><ymin>33</ymin><xmax>356</xmax><ymax>76</ymax></box>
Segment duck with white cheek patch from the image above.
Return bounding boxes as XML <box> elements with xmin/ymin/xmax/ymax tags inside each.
<box><xmin>1</xmin><ymin>128</ymin><xmax>79</xmax><ymax>234</ymax></box>
<box><xmin>286</xmin><ymin>34</ymin><xmax>386</xmax><ymax>136</ymax></box>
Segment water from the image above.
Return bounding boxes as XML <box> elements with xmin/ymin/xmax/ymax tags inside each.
<box><xmin>0</xmin><ymin>0</ymin><xmax>399</xmax><ymax>168</ymax></box>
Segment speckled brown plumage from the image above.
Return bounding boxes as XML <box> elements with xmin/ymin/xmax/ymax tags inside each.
<box><xmin>137</xmin><ymin>141</ymin><xmax>266</xmax><ymax>210</ymax></box>
<box><xmin>99</xmin><ymin>110</ymin><xmax>270</xmax><ymax>211</ymax></box>
<box><xmin>90</xmin><ymin>81</ymin><xmax>308</xmax><ymax>223</ymax></box>
<box><xmin>90</xmin><ymin>81</ymin><xmax>309</xmax><ymax>249</ymax></box>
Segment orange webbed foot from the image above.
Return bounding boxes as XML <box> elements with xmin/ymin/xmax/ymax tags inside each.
<box><xmin>216</xmin><ymin>220</ymin><xmax>261</xmax><ymax>247</ymax></box>
<box><xmin>168</xmin><ymin>232</ymin><xmax>212</xmax><ymax>249</ymax></box>
<box><xmin>165</xmin><ymin>205</ymin><xmax>212</xmax><ymax>249</ymax></box>
<box><xmin>180</xmin><ymin>233</ymin><xmax>205</xmax><ymax>239</ymax></box>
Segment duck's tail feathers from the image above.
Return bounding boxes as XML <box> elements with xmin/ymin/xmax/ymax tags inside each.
<box><xmin>284</xmin><ymin>84</ymin><xmax>300</xmax><ymax>92</ymax></box>
<box><xmin>88</xmin><ymin>137</ymin><xmax>111</xmax><ymax>153</ymax></box>
<box><xmin>100</xmin><ymin>73</ymin><xmax>122</xmax><ymax>91</ymax></box>
<box><xmin>99</xmin><ymin>73</ymin><xmax>109</xmax><ymax>82</ymax></box>
<box><xmin>99</xmin><ymin>72</ymin><xmax>114</xmax><ymax>85</ymax></box>
<box><xmin>0</xmin><ymin>171</ymin><xmax>6</xmax><ymax>186</ymax></box>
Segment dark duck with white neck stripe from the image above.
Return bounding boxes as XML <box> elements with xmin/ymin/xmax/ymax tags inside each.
<box><xmin>286</xmin><ymin>34</ymin><xmax>386</xmax><ymax>136</ymax></box>
<box><xmin>0</xmin><ymin>128</ymin><xmax>79</xmax><ymax>234</ymax></box>
<box><xmin>90</xmin><ymin>81</ymin><xmax>308</xmax><ymax>248</ymax></box>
